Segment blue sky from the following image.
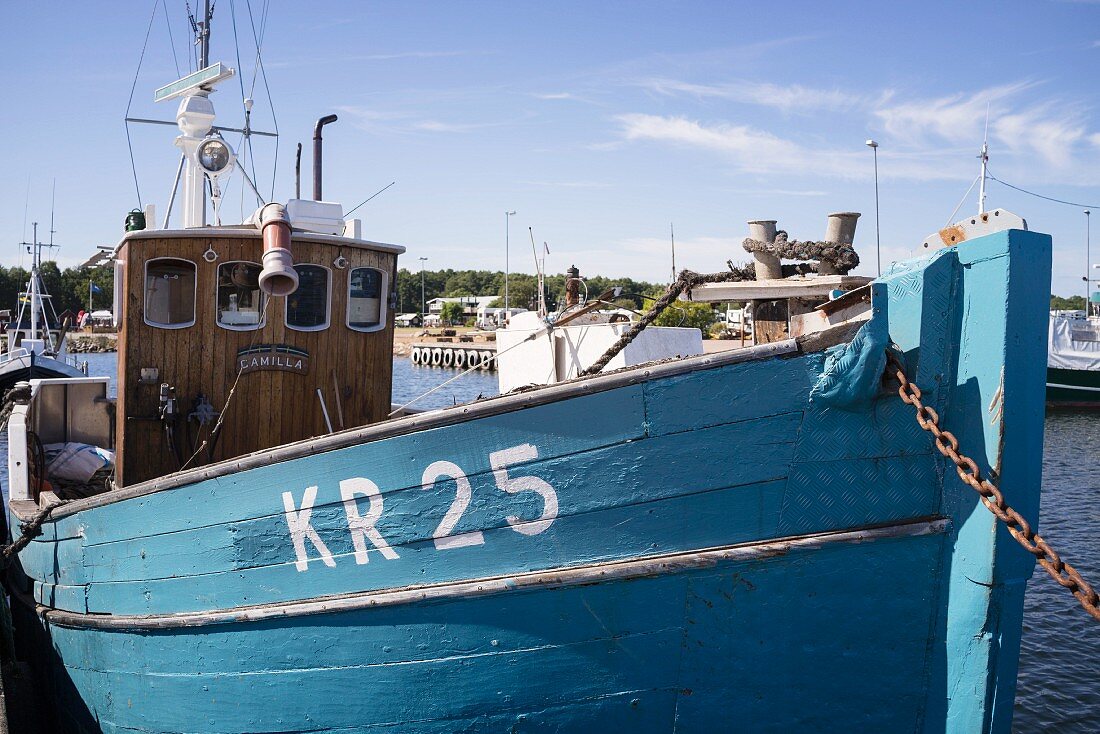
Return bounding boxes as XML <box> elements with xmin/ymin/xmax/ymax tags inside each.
<box><xmin>2</xmin><ymin>1</ymin><xmax>1099</xmax><ymax>298</ymax></box>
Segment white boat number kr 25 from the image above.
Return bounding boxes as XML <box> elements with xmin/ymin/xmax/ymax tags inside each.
<box><xmin>280</xmin><ymin>443</ymin><xmax>558</xmax><ymax>572</ymax></box>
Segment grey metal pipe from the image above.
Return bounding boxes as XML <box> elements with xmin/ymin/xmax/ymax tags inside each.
<box><xmin>313</xmin><ymin>115</ymin><xmax>338</xmax><ymax>201</ymax></box>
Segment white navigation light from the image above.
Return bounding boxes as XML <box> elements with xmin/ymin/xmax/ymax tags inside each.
<box><xmin>197</xmin><ymin>138</ymin><xmax>233</xmax><ymax>174</ymax></box>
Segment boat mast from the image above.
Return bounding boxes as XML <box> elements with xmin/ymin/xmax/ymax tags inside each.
<box><xmin>977</xmin><ymin>107</ymin><xmax>990</xmax><ymax>215</ymax></box>
<box><xmin>199</xmin><ymin>0</ymin><xmax>211</xmax><ymax>69</ymax></box>
<box><xmin>977</xmin><ymin>140</ymin><xmax>989</xmax><ymax>215</ymax></box>
<box><xmin>28</xmin><ymin>223</ymin><xmax>41</xmax><ymax>344</ymax></box>
<box><xmin>163</xmin><ymin>0</ymin><xmax>235</xmax><ymax>228</ymax></box>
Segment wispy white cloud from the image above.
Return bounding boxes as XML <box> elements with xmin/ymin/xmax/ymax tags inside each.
<box><xmin>615</xmin><ymin>113</ymin><xmax>865</xmax><ymax>178</ymax></box>
<box><xmin>726</xmin><ymin>188</ymin><xmax>829</xmax><ymax>197</ymax></box>
<box><xmin>532</xmin><ymin>92</ymin><xmax>576</xmax><ymax>100</ymax></box>
<box><xmin>356</xmin><ymin>51</ymin><xmax>475</xmax><ymax>61</ymax></box>
<box><xmin>522</xmin><ymin>180</ymin><xmax>611</xmax><ymax>189</ymax></box>
<box><xmin>873</xmin><ymin>82</ymin><xmax>1100</xmax><ymax>173</ymax></box>
<box><xmin>636</xmin><ymin>77</ymin><xmax>867</xmax><ymax>113</ymax></box>
<box><xmin>873</xmin><ymin>82</ymin><xmax>1035</xmax><ymax>145</ymax></box>
<box><xmin>613</xmin><ymin>113</ymin><xmax>971</xmax><ymax>182</ymax></box>
<box><xmin>336</xmin><ymin>106</ymin><xmax>511</xmax><ymax>135</ymax></box>
<box><xmin>264</xmin><ymin>50</ymin><xmax>483</xmax><ymax>69</ymax></box>
<box><xmin>993</xmin><ymin>105</ymin><xmax>1085</xmax><ymax>167</ymax></box>
<box><xmin>414</xmin><ymin>120</ymin><xmax>487</xmax><ymax>133</ymax></box>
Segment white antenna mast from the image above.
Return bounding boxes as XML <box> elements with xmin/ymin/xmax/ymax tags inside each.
<box><xmin>977</xmin><ymin>103</ymin><xmax>990</xmax><ymax>214</ymax></box>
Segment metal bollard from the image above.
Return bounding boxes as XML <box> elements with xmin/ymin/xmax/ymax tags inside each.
<box><xmin>819</xmin><ymin>212</ymin><xmax>860</xmax><ymax>275</ymax></box>
<box><xmin>748</xmin><ymin>220</ymin><xmax>782</xmax><ymax>280</ymax></box>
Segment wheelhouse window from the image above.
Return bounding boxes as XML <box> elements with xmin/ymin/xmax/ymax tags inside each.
<box><xmin>286</xmin><ymin>264</ymin><xmax>330</xmax><ymax>331</ymax></box>
<box><xmin>217</xmin><ymin>261</ymin><xmax>266</xmax><ymax>330</ymax></box>
<box><xmin>347</xmin><ymin>267</ymin><xmax>387</xmax><ymax>332</ymax></box>
<box><xmin>144</xmin><ymin>258</ymin><xmax>196</xmax><ymax>328</ymax></box>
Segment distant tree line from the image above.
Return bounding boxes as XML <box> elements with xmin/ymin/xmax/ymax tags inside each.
<box><xmin>0</xmin><ymin>263</ymin><xmax>114</xmax><ymax>317</ymax></box>
<box><xmin>393</xmin><ymin>268</ymin><xmax>670</xmax><ymax>315</ymax></box>
<box><xmin>1050</xmin><ymin>294</ymin><xmax>1087</xmax><ymax>311</ymax></box>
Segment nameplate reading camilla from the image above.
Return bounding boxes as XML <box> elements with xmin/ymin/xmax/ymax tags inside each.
<box><xmin>237</xmin><ymin>344</ymin><xmax>310</xmax><ymax>374</ymax></box>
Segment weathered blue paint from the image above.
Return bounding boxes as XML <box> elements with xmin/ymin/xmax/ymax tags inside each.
<box><xmin>38</xmin><ymin>529</ymin><xmax>946</xmax><ymax>734</ymax></box>
<box><xmin>9</xmin><ymin>228</ymin><xmax>1050</xmax><ymax>733</ymax></box>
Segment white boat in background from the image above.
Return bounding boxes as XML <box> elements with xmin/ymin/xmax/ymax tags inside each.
<box><xmin>0</xmin><ymin>233</ymin><xmax>86</xmax><ymax>392</ymax></box>
<box><xmin>1047</xmin><ymin>311</ymin><xmax>1100</xmax><ymax>407</ymax></box>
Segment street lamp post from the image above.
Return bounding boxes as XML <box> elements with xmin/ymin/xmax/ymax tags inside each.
<box><xmin>1086</xmin><ymin>209</ymin><xmax>1091</xmax><ymax>315</ymax></box>
<box><xmin>418</xmin><ymin>256</ymin><xmax>428</xmax><ymax>324</ymax></box>
<box><xmin>866</xmin><ymin>139</ymin><xmax>881</xmax><ymax>276</ymax></box>
<box><xmin>505</xmin><ymin>210</ymin><xmax>516</xmax><ymax>313</ymax></box>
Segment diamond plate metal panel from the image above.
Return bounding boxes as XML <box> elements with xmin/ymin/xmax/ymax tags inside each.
<box><xmin>777</xmin><ymin>454</ymin><xmax>940</xmax><ymax>535</ymax></box>
<box><xmin>794</xmin><ymin>399</ymin><xmax>931</xmax><ymax>463</ymax></box>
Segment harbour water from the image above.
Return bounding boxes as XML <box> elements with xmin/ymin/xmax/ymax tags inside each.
<box><xmin>3</xmin><ymin>354</ymin><xmax>1098</xmax><ymax>730</ymax></box>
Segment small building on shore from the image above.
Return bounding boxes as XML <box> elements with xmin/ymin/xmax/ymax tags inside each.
<box><xmin>426</xmin><ymin>296</ymin><xmax>497</xmax><ymax>326</ymax></box>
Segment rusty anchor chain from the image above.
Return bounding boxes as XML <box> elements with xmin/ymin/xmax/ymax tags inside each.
<box><xmin>885</xmin><ymin>352</ymin><xmax>1100</xmax><ymax>622</ymax></box>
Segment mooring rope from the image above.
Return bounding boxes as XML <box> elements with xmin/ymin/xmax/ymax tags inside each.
<box><xmin>742</xmin><ymin>231</ymin><xmax>860</xmax><ymax>273</ymax></box>
<box><xmin>579</xmin><ymin>266</ymin><xmax>754</xmax><ymax>377</ymax></box>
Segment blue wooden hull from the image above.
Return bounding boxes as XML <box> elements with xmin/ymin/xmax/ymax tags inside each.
<box><xmin>10</xmin><ymin>229</ymin><xmax>1050</xmax><ymax>732</ymax></box>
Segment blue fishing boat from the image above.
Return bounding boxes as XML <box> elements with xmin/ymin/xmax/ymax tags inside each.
<box><xmin>4</xmin><ymin>215</ymin><xmax>1054</xmax><ymax>733</ymax></box>
<box><xmin>3</xmin><ymin>6</ymin><xmax>1085</xmax><ymax>733</ymax></box>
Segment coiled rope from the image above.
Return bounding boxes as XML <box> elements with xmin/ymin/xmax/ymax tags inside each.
<box><xmin>742</xmin><ymin>231</ymin><xmax>860</xmax><ymax>273</ymax></box>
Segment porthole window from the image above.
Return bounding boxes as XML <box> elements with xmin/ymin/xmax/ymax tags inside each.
<box><xmin>286</xmin><ymin>264</ymin><xmax>330</xmax><ymax>331</ymax></box>
<box><xmin>347</xmin><ymin>267</ymin><xmax>387</xmax><ymax>332</ymax></box>
<box><xmin>144</xmin><ymin>258</ymin><xmax>196</xmax><ymax>329</ymax></box>
<box><xmin>216</xmin><ymin>261</ymin><xmax>266</xmax><ymax>330</ymax></box>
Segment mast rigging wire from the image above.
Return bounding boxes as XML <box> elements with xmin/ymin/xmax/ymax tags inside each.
<box><xmin>229</xmin><ymin>0</ymin><xmax>263</xmax><ymax>207</ymax></box>
<box><xmin>987</xmin><ymin>171</ymin><xmax>1100</xmax><ymax>210</ymax></box>
<box><xmin>244</xmin><ymin>0</ymin><xmax>279</xmax><ymax>200</ymax></box>
<box><xmin>185</xmin><ymin>1</ymin><xmax>198</xmax><ymax>71</ymax></box>
<box><xmin>246</xmin><ymin>0</ymin><xmax>271</xmax><ymax>98</ymax></box>
<box><xmin>944</xmin><ymin>173</ymin><xmax>982</xmax><ymax>226</ymax></box>
<box><xmin>161</xmin><ymin>0</ymin><xmax>182</xmax><ymax>77</ymax></box>
<box><xmin>124</xmin><ymin>1</ymin><xmax>161</xmax><ymax>210</ymax></box>
<box><xmin>345</xmin><ymin>182</ymin><xmax>396</xmax><ymax>217</ymax></box>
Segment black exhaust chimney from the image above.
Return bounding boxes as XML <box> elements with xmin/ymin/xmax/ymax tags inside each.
<box><xmin>313</xmin><ymin>114</ymin><xmax>338</xmax><ymax>201</ymax></box>
<box><xmin>295</xmin><ymin>142</ymin><xmax>302</xmax><ymax>199</ymax></box>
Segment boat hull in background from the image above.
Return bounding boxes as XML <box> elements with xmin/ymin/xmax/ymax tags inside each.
<box><xmin>0</xmin><ymin>353</ymin><xmax>84</xmax><ymax>393</ymax></box>
<box><xmin>1047</xmin><ymin>366</ymin><xmax>1100</xmax><ymax>407</ymax></box>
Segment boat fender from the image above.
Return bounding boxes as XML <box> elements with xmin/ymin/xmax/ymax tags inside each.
<box><xmin>808</xmin><ymin>299</ymin><xmax>889</xmax><ymax>411</ymax></box>
<box><xmin>258</xmin><ymin>203</ymin><xmax>299</xmax><ymax>297</ymax></box>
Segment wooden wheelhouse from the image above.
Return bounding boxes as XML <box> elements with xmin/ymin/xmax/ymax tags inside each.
<box><xmin>114</xmin><ymin>227</ymin><xmax>402</xmax><ymax>486</ymax></box>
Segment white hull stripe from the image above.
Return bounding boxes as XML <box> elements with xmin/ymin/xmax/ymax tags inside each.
<box><xmin>33</xmin><ymin>518</ymin><xmax>947</xmax><ymax>631</ymax></box>
<box><xmin>1047</xmin><ymin>382</ymin><xmax>1100</xmax><ymax>393</ymax></box>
